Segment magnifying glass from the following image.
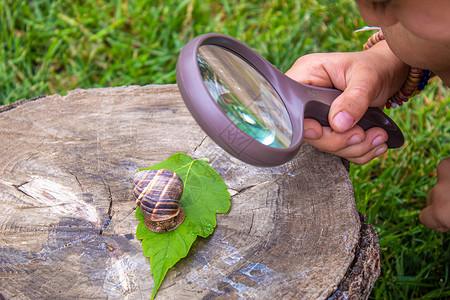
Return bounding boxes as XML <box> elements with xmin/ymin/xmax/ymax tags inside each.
<box><xmin>176</xmin><ymin>33</ymin><xmax>404</xmax><ymax>167</ymax></box>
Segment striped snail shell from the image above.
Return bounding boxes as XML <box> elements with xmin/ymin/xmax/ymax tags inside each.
<box><xmin>133</xmin><ymin>169</ymin><xmax>185</xmax><ymax>233</ymax></box>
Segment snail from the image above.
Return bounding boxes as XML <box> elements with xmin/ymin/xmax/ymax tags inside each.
<box><xmin>133</xmin><ymin>169</ymin><xmax>185</xmax><ymax>233</ymax></box>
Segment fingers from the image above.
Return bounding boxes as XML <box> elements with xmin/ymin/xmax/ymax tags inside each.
<box><xmin>286</xmin><ymin>50</ymin><xmax>406</xmax><ymax>165</ymax></box>
<box><xmin>436</xmin><ymin>157</ymin><xmax>450</xmax><ymax>181</ymax></box>
<box><xmin>304</xmin><ymin>119</ymin><xmax>388</xmax><ymax>165</ymax></box>
<box><xmin>287</xmin><ymin>53</ymin><xmax>387</xmax><ymax>133</ymax></box>
<box><xmin>333</xmin><ymin>128</ymin><xmax>388</xmax><ymax>163</ymax></box>
<box><xmin>419</xmin><ymin>158</ymin><xmax>450</xmax><ymax>232</ymax></box>
<box><xmin>419</xmin><ymin>206</ymin><xmax>448</xmax><ymax>232</ymax></box>
<box><xmin>303</xmin><ymin>118</ymin><xmax>323</xmax><ymax>140</ymax></box>
<box><xmin>285</xmin><ymin>54</ymin><xmax>338</xmax><ymax>88</ymax></box>
<box><xmin>341</xmin><ymin>144</ymin><xmax>388</xmax><ymax>165</ymax></box>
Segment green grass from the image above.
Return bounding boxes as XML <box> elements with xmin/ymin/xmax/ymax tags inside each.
<box><xmin>352</xmin><ymin>81</ymin><xmax>450</xmax><ymax>299</ymax></box>
<box><xmin>1</xmin><ymin>0</ymin><xmax>449</xmax><ymax>299</ymax></box>
<box><xmin>1</xmin><ymin>0</ymin><xmax>363</xmax><ymax>103</ymax></box>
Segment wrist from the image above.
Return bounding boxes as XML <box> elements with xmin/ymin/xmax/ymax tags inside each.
<box><xmin>363</xmin><ymin>31</ymin><xmax>431</xmax><ymax>109</ymax></box>
<box><xmin>367</xmin><ymin>40</ymin><xmax>409</xmax><ymax>84</ymax></box>
<box><xmin>360</xmin><ymin>40</ymin><xmax>409</xmax><ymax>105</ymax></box>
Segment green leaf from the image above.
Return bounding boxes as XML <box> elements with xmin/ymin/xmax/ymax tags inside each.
<box><xmin>135</xmin><ymin>153</ymin><xmax>231</xmax><ymax>299</ymax></box>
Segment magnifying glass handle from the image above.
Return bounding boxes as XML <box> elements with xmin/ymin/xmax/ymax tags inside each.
<box><xmin>303</xmin><ymin>88</ymin><xmax>404</xmax><ymax>148</ymax></box>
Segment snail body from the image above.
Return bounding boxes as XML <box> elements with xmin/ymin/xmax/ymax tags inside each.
<box><xmin>133</xmin><ymin>169</ymin><xmax>185</xmax><ymax>233</ymax></box>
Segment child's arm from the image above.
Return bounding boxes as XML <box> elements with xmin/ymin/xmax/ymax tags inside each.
<box><xmin>286</xmin><ymin>40</ymin><xmax>408</xmax><ymax>164</ymax></box>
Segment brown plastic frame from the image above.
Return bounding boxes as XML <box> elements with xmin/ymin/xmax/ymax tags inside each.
<box><xmin>176</xmin><ymin>33</ymin><xmax>404</xmax><ymax>166</ymax></box>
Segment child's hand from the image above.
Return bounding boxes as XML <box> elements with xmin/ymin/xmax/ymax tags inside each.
<box><xmin>420</xmin><ymin>158</ymin><xmax>450</xmax><ymax>232</ymax></box>
<box><xmin>286</xmin><ymin>41</ymin><xmax>408</xmax><ymax>164</ymax></box>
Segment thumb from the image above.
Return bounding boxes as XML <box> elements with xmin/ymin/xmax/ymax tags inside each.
<box><xmin>329</xmin><ymin>83</ymin><xmax>378</xmax><ymax>133</ymax></box>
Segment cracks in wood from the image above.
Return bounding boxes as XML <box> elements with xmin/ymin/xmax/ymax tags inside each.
<box><xmin>121</xmin><ymin>206</ymin><xmax>137</xmax><ymax>222</ymax></box>
<box><xmin>13</xmin><ymin>181</ymin><xmax>29</xmax><ymax>190</ymax></box>
<box><xmin>157</xmin><ymin>281</ymin><xmax>177</xmax><ymax>293</ymax></box>
<box><xmin>193</xmin><ymin>135</ymin><xmax>208</xmax><ymax>153</ymax></box>
<box><xmin>230</xmin><ymin>184</ymin><xmax>256</xmax><ymax>199</ymax></box>
<box><xmin>99</xmin><ymin>180</ymin><xmax>113</xmax><ymax>235</ymax></box>
<box><xmin>102</xmin><ymin>194</ymin><xmax>136</xmax><ymax>231</ymax></box>
<box><xmin>12</xmin><ymin>181</ymin><xmax>34</xmax><ymax>200</ymax></box>
<box><xmin>67</xmin><ymin>169</ymin><xmax>84</xmax><ymax>192</ymax></box>
<box><xmin>248</xmin><ymin>211</ymin><xmax>255</xmax><ymax>235</ymax></box>
<box><xmin>18</xmin><ymin>203</ymin><xmax>70</xmax><ymax>210</ymax></box>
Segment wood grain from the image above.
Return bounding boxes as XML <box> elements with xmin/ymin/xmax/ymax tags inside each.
<box><xmin>0</xmin><ymin>85</ymin><xmax>379</xmax><ymax>299</ymax></box>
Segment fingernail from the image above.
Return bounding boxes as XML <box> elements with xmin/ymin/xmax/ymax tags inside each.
<box><xmin>304</xmin><ymin>129</ymin><xmax>318</xmax><ymax>139</ymax></box>
<box><xmin>374</xmin><ymin>146</ymin><xmax>387</xmax><ymax>157</ymax></box>
<box><xmin>372</xmin><ymin>136</ymin><xmax>386</xmax><ymax>147</ymax></box>
<box><xmin>348</xmin><ymin>134</ymin><xmax>363</xmax><ymax>146</ymax></box>
<box><xmin>333</xmin><ymin>111</ymin><xmax>355</xmax><ymax>132</ymax></box>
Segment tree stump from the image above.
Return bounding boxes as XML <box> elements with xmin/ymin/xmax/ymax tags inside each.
<box><xmin>0</xmin><ymin>85</ymin><xmax>380</xmax><ymax>299</ymax></box>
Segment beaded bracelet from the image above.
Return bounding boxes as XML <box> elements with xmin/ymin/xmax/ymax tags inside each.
<box><xmin>363</xmin><ymin>30</ymin><xmax>431</xmax><ymax>109</ymax></box>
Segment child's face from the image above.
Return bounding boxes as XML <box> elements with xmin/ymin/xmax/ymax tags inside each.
<box><xmin>355</xmin><ymin>0</ymin><xmax>450</xmax><ymax>83</ymax></box>
<box><xmin>355</xmin><ymin>0</ymin><xmax>450</xmax><ymax>42</ymax></box>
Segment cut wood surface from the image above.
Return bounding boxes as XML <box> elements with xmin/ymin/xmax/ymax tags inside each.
<box><xmin>0</xmin><ymin>85</ymin><xmax>379</xmax><ymax>299</ymax></box>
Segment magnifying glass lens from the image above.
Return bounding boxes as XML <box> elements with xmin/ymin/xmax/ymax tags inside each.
<box><xmin>198</xmin><ymin>45</ymin><xmax>292</xmax><ymax>148</ymax></box>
